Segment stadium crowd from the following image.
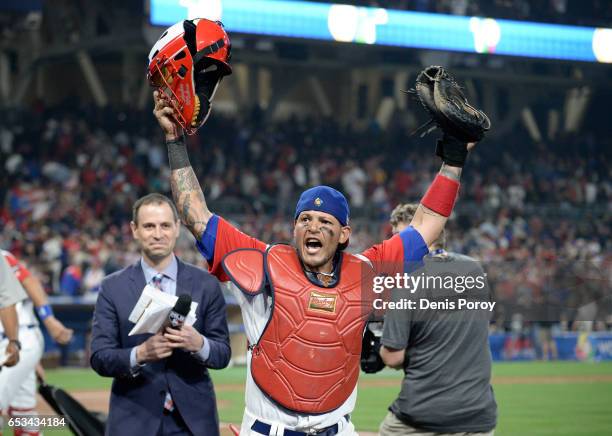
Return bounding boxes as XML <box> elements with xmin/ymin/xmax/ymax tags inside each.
<box><xmin>0</xmin><ymin>104</ymin><xmax>610</xmax><ymax>332</ymax></box>
<box><xmin>311</xmin><ymin>0</ymin><xmax>612</xmax><ymax>27</ymax></box>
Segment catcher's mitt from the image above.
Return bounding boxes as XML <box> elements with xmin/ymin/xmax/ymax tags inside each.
<box><xmin>410</xmin><ymin>66</ymin><xmax>490</xmax><ymax>144</ymax></box>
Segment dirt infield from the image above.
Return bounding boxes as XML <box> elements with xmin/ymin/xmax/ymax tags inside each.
<box><xmin>34</xmin><ymin>392</ymin><xmax>239</xmax><ymax>435</ymax></box>
<box><xmin>36</xmin><ymin>391</ymin><xmax>108</xmax><ymax>415</ymax></box>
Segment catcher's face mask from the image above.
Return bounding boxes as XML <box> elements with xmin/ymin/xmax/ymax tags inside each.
<box><xmin>147</xmin><ymin>19</ymin><xmax>232</xmax><ymax>134</ymax></box>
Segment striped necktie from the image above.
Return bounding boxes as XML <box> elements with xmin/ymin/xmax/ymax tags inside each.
<box><xmin>151</xmin><ymin>273</ymin><xmax>164</xmax><ymax>291</ymax></box>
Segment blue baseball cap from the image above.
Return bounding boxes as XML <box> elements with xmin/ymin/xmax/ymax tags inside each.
<box><xmin>294</xmin><ymin>185</ymin><xmax>350</xmax><ymax>226</ymax></box>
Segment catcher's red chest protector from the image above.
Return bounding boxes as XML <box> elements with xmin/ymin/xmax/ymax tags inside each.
<box><xmin>222</xmin><ymin>245</ymin><xmax>372</xmax><ymax>414</ymax></box>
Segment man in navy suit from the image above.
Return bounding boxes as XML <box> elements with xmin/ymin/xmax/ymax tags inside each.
<box><xmin>90</xmin><ymin>193</ymin><xmax>231</xmax><ymax>436</ymax></box>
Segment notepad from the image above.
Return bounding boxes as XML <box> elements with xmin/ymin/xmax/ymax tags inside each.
<box><xmin>128</xmin><ymin>285</ymin><xmax>198</xmax><ymax>335</ymax></box>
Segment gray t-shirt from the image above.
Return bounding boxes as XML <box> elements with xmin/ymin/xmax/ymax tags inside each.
<box><xmin>381</xmin><ymin>252</ymin><xmax>497</xmax><ymax>433</ymax></box>
<box><xmin>0</xmin><ymin>254</ymin><xmax>27</xmax><ymax>309</ymax></box>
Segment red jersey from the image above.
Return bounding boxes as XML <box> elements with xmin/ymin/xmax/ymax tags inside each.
<box><xmin>196</xmin><ymin>215</ymin><xmax>428</xmax><ymax>282</ymax></box>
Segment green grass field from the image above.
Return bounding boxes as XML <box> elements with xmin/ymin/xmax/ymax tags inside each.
<box><xmin>4</xmin><ymin>362</ymin><xmax>612</xmax><ymax>435</ymax></box>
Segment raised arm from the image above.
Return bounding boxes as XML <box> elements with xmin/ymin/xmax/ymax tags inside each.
<box><xmin>410</xmin><ymin>144</ymin><xmax>472</xmax><ymax>246</ymax></box>
<box><xmin>408</xmin><ymin>66</ymin><xmax>487</xmax><ymax>246</ymax></box>
<box><xmin>153</xmin><ymin>91</ymin><xmax>212</xmax><ymax>239</ymax></box>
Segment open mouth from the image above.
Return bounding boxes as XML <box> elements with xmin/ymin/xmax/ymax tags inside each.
<box><xmin>304</xmin><ymin>238</ymin><xmax>323</xmax><ymax>255</ymax></box>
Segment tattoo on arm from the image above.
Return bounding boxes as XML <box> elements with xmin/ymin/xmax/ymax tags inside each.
<box><xmin>170</xmin><ymin>167</ymin><xmax>211</xmax><ymax>239</ymax></box>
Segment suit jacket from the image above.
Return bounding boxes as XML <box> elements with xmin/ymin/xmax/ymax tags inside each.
<box><xmin>90</xmin><ymin>258</ymin><xmax>231</xmax><ymax>436</ymax></box>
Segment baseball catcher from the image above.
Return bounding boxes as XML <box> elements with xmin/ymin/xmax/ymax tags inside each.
<box><xmin>153</xmin><ymin>59</ymin><xmax>488</xmax><ymax>434</ymax></box>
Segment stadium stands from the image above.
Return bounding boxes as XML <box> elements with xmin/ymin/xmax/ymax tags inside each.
<box><xmin>0</xmin><ymin>1</ymin><xmax>610</xmax><ymax>367</ymax></box>
<box><xmin>0</xmin><ymin>106</ymin><xmax>609</xmax><ymax>337</ymax></box>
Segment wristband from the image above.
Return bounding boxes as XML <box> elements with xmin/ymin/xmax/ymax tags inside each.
<box><xmin>36</xmin><ymin>304</ymin><xmax>54</xmax><ymax>321</ymax></box>
<box><xmin>167</xmin><ymin>135</ymin><xmax>191</xmax><ymax>170</ymax></box>
<box><xmin>421</xmin><ymin>174</ymin><xmax>460</xmax><ymax>217</ymax></box>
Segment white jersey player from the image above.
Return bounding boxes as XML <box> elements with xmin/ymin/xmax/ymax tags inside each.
<box><xmin>0</xmin><ymin>250</ymin><xmax>73</xmax><ymax>436</ymax></box>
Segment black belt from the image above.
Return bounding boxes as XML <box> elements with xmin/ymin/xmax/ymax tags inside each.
<box><xmin>251</xmin><ymin>415</ymin><xmax>349</xmax><ymax>436</ymax></box>
<box><xmin>1</xmin><ymin>324</ymin><xmax>37</xmax><ymax>339</ymax></box>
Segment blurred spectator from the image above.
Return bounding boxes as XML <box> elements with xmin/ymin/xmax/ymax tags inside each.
<box><xmin>342</xmin><ymin>160</ymin><xmax>368</xmax><ymax>208</ymax></box>
<box><xmin>82</xmin><ymin>257</ymin><xmax>105</xmax><ymax>294</ymax></box>
<box><xmin>60</xmin><ymin>262</ymin><xmax>82</xmax><ymax>296</ymax></box>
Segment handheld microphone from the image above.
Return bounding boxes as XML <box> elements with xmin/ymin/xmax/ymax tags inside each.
<box><xmin>166</xmin><ymin>294</ymin><xmax>192</xmax><ymax>330</ymax></box>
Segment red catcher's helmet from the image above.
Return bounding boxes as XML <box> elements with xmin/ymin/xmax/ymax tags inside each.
<box><xmin>147</xmin><ymin>19</ymin><xmax>232</xmax><ymax>134</ymax></box>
